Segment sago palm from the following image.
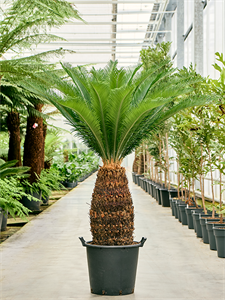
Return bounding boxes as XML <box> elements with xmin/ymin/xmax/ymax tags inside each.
<box><xmin>26</xmin><ymin>60</ymin><xmax>213</xmax><ymax>245</ymax></box>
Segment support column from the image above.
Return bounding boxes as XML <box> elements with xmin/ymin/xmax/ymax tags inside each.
<box><xmin>177</xmin><ymin>0</ymin><xmax>184</xmax><ymax>68</ymax></box>
<box><xmin>164</xmin><ymin>13</ymin><xmax>172</xmax><ymax>56</ymax></box>
<box><xmin>194</xmin><ymin>0</ymin><xmax>204</xmax><ymax>75</ymax></box>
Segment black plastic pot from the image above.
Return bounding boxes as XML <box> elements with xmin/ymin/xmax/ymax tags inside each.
<box><xmin>147</xmin><ymin>181</ymin><xmax>152</xmax><ymax>196</ymax></box>
<box><xmin>139</xmin><ymin>177</ymin><xmax>144</xmax><ymax>189</ymax></box>
<box><xmin>213</xmin><ymin>226</ymin><xmax>225</xmax><ymax>258</ymax></box>
<box><xmin>142</xmin><ymin>179</ymin><xmax>148</xmax><ymax>192</ymax></box>
<box><xmin>136</xmin><ymin>175</ymin><xmax>144</xmax><ymax>186</ymax></box>
<box><xmin>159</xmin><ymin>188</ymin><xmax>170</xmax><ymax>207</ymax></box>
<box><xmin>178</xmin><ymin>204</ymin><xmax>188</xmax><ymax>225</ymax></box>
<box><xmin>146</xmin><ymin>180</ymin><xmax>150</xmax><ymax>195</ymax></box>
<box><xmin>155</xmin><ymin>185</ymin><xmax>160</xmax><ymax>204</ymax></box>
<box><xmin>132</xmin><ymin>172</ymin><xmax>136</xmax><ymax>183</ymax></box>
<box><xmin>151</xmin><ymin>183</ymin><xmax>157</xmax><ymax>199</ymax></box>
<box><xmin>192</xmin><ymin>211</ymin><xmax>203</xmax><ymax>238</ymax></box>
<box><xmin>206</xmin><ymin>220</ymin><xmax>225</xmax><ymax>251</ymax></box>
<box><xmin>199</xmin><ymin>214</ymin><xmax>218</xmax><ymax>244</ymax></box>
<box><xmin>169</xmin><ymin>189</ymin><xmax>178</xmax><ymax>199</ymax></box>
<box><xmin>172</xmin><ymin>199</ymin><xmax>178</xmax><ymax>219</ymax></box>
<box><xmin>41</xmin><ymin>195</ymin><xmax>49</xmax><ymax>205</ymax></box>
<box><xmin>1</xmin><ymin>210</ymin><xmax>8</xmax><ymax>231</ymax></box>
<box><xmin>185</xmin><ymin>207</ymin><xmax>201</xmax><ymax>229</ymax></box>
<box><xmin>169</xmin><ymin>197</ymin><xmax>173</xmax><ymax>211</ymax></box>
<box><xmin>177</xmin><ymin>201</ymin><xmax>186</xmax><ymax>223</ymax></box>
<box><xmin>0</xmin><ymin>208</ymin><xmax>3</xmax><ymax>231</ymax></box>
<box><xmin>63</xmin><ymin>181</ymin><xmax>78</xmax><ymax>189</ymax></box>
<box><xmin>79</xmin><ymin>237</ymin><xmax>147</xmax><ymax>295</ymax></box>
<box><xmin>21</xmin><ymin>191</ymin><xmax>42</xmax><ymax>211</ymax></box>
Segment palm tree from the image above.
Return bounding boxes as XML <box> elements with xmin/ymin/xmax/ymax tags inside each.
<box><xmin>25</xmin><ymin>60</ymin><xmax>213</xmax><ymax>245</ymax></box>
<box><xmin>0</xmin><ymin>0</ymin><xmax>82</xmax><ymax>173</ymax></box>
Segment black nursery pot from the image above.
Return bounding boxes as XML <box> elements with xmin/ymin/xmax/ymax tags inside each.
<box><xmin>0</xmin><ymin>208</ymin><xmax>3</xmax><ymax>231</ymax></box>
<box><xmin>159</xmin><ymin>188</ymin><xmax>170</xmax><ymax>207</ymax></box>
<box><xmin>185</xmin><ymin>207</ymin><xmax>203</xmax><ymax>230</ymax></box>
<box><xmin>206</xmin><ymin>220</ymin><xmax>225</xmax><ymax>251</ymax></box>
<box><xmin>169</xmin><ymin>189</ymin><xmax>178</xmax><ymax>199</ymax></box>
<box><xmin>213</xmin><ymin>226</ymin><xmax>225</xmax><ymax>258</ymax></box>
<box><xmin>21</xmin><ymin>191</ymin><xmax>42</xmax><ymax>211</ymax></box>
<box><xmin>79</xmin><ymin>237</ymin><xmax>147</xmax><ymax>296</ymax></box>
<box><xmin>147</xmin><ymin>181</ymin><xmax>153</xmax><ymax>196</ymax></box>
<box><xmin>199</xmin><ymin>213</ymin><xmax>218</xmax><ymax>244</ymax></box>
<box><xmin>132</xmin><ymin>172</ymin><xmax>136</xmax><ymax>183</ymax></box>
<box><xmin>178</xmin><ymin>203</ymin><xmax>188</xmax><ymax>225</ymax></box>
<box><xmin>155</xmin><ymin>185</ymin><xmax>161</xmax><ymax>204</ymax></box>
<box><xmin>136</xmin><ymin>175</ymin><xmax>144</xmax><ymax>186</ymax></box>
<box><xmin>63</xmin><ymin>181</ymin><xmax>78</xmax><ymax>189</ymax></box>
<box><xmin>1</xmin><ymin>210</ymin><xmax>8</xmax><ymax>231</ymax></box>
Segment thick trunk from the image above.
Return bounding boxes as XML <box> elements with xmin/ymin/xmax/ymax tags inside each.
<box><xmin>23</xmin><ymin>104</ymin><xmax>44</xmax><ymax>183</ymax></box>
<box><xmin>90</xmin><ymin>165</ymin><xmax>134</xmax><ymax>245</ymax></box>
<box><xmin>132</xmin><ymin>150</ymin><xmax>138</xmax><ymax>173</ymax></box>
<box><xmin>42</xmin><ymin>123</ymin><xmax>47</xmax><ymax>169</ymax></box>
<box><xmin>7</xmin><ymin>111</ymin><xmax>21</xmax><ymax>166</ymax></box>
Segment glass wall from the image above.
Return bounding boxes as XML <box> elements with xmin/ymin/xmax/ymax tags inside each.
<box><xmin>163</xmin><ymin>0</ymin><xmax>225</xmax><ymax>202</ymax></box>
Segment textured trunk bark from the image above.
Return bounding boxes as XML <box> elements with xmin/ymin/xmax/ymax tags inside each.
<box><xmin>42</xmin><ymin>123</ymin><xmax>47</xmax><ymax>169</ymax></box>
<box><xmin>90</xmin><ymin>165</ymin><xmax>134</xmax><ymax>245</ymax></box>
<box><xmin>7</xmin><ymin>111</ymin><xmax>22</xmax><ymax>166</ymax></box>
<box><xmin>23</xmin><ymin>104</ymin><xmax>44</xmax><ymax>183</ymax></box>
<box><xmin>132</xmin><ymin>149</ymin><xmax>138</xmax><ymax>173</ymax></box>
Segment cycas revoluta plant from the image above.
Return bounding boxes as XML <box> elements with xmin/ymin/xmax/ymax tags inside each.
<box><xmin>27</xmin><ymin>60</ymin><xmax>213</xmax><ymax>245</ymax></box>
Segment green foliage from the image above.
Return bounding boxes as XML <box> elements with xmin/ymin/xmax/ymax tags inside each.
<box><xmin>21</xmin><ymin>176</ymin><xmax>51</xmax><ymax>201</ymax></box>
<box><xmin>140</xmin><ymin>42</ymin><xmax>172</xmax><ymax>71</ymax></box>
<box><xmin>25</xmin><ymin>60</ymin><xmax>213</xmax><ymax>164</ymax></box>
<box><xmin>0</xmin><ymin>177</ymin><xmax>31</xmax><ymax>219</ymax></box>
<box><xmin>39</xmin><ymin>168</ymin><xmax>66</xmax><ymax>192</ymax></box>
<box><xmin>44</xmin><ymin>131</ymin><xmax>64</xmax><ymax>167</ymax></box>
<box><xmin>0</xmin><ymin>132</ymin><xmax>9</xmax><ymax>160</ymax></box>
<box><xmin>0</xmin><ymin>159</ymin><xmax>30</xmax><ymax>179</ymax></box>
<box><xmin>52</xmin><ymin>151</ymin><xmax>99</xmax><ymax>182</ymax></box>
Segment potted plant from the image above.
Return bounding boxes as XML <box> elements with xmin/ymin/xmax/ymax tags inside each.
<box><xmin>27</xmin><ymin>58</ymin><xmax>213</xmax><ymax>294</ymax></box>
<box><xmin>39</xmin><ymin>168</ymin><xmax>66</xmax><ymax>204</ymax></box>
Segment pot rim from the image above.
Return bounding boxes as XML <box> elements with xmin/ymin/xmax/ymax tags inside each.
<box><xmin>79</xmin><ymin>237</ymin><xmax>147</xmax><ymax>249</ymax></box>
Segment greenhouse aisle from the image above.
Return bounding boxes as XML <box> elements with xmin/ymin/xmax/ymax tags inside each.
<box><xmin>0</xmin><ymin>171</ymin><xmax>225</xmax><ymax>300</ymax></box>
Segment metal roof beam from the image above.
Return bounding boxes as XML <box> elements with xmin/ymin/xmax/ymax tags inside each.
<box><xmin>38</xmin><ymin>43</ymin><xmax>153</xmax><ymax>46</ymax></box>
<box><xmin>70</xmin><ymin>0</ymin><xmax>157</xmax><ymax>3</ymax></box>
<box><xmin>65</xmin><ymin>21</ymin><xmax>157</xmax><ymax>25</ymax></box>
<box><xmin>48</xmin><ymin>30</ymin><xmax>171</xmax><ymax>34</ymax></box>
<box><xmin>80</xmin><ymin>11</ymin><xmax>176</xmax><ymax>15</ymax></box>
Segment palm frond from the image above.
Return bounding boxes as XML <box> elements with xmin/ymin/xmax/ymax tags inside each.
<box><xmin>22</xmin><ymin>61</ymin><xmax>214</xmax><ymax>164</ymax></box>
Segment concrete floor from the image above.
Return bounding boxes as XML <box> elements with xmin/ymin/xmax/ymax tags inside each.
<box><xmin>0</xmin><ymin>171</ymin><xmax>225</xmax><ymax>300</ymax></box>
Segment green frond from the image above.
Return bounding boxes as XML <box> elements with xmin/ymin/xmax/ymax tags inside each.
<box><xmin>23</xmin><ymin>60</ymin><xmax>213</xmax><ymax>164</ymax></box>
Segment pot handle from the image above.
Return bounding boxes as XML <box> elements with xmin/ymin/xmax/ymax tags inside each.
<box><xmin>140</xmin><ymin>237</ymin><xmax>147</xmax><ymax>247</ymax></box>
<box><xmin>79</xmin><ymin>237</ymin><xmax>86</xmax><ymax>246</ymax></box>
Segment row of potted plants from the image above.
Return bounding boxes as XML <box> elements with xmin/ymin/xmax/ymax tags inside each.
<box><xmin>52</xmin><ymin>150</ymin><xmax>99</xmax><ymax>188</ymax></box>
<box><xmin>133</xmin><ymin>172</ymin><xmax>225</xmax><ymax>258</ymax></box>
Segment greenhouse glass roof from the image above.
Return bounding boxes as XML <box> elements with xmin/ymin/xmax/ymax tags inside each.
<box><xmin>5</xmin><ymin>0</ymin><xmax>171</xmax><ymax>68</ymax></box>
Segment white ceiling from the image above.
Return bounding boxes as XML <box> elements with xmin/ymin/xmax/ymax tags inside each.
<box><xmin>4</xmin><ymin>0</ymin><xmax>171</xmax><ymax>68</ymax></box>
